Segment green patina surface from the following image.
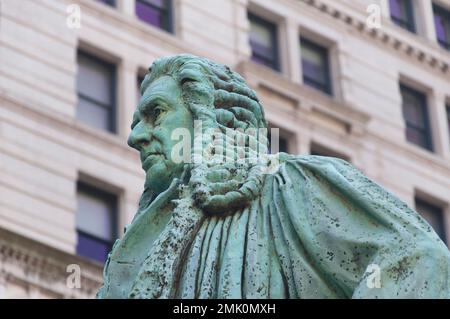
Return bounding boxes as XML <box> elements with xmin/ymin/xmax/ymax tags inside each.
<box><xmin>97</xmin><ymin>54</ymin><xmax>450</xmax><ymax>299</ymax></box>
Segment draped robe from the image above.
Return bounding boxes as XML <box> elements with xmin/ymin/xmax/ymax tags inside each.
<box><xmin>98</xmin><ymin>155</ymin><xmax>450</xmax><ymax>298</ymax></box>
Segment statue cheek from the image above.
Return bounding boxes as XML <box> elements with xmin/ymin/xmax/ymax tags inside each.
<box><xmin>179</xmin><ymin>110</ymin><xmax>194</xmax><ymax>131</ymax></box>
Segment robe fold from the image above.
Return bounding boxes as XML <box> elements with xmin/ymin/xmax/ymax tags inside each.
<box><xmin>98</xmin><ymin>155</ymin><xmax>450</xmax><ymax>299</ymax></box>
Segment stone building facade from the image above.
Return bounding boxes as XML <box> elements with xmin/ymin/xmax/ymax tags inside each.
<box><xmin>0</xmin><ymin>0</ymin><xmax>449</xmax><ymax>298</ymax></box>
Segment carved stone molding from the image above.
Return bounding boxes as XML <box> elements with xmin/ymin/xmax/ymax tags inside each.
<box><xmin>0</xmin><ymin>228</ymin><xmax>102</xmax><ymax>299</ymax></box>
<box><xmin>300</xmin><ymin>0</ymin><xmax>449</xmax><ymax>75</ymax></box>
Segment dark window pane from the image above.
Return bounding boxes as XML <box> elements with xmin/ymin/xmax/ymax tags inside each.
<box><xmin>141</xmin><ymin>0</ymin><xmax>166</xmax><ymax>9</ymax></box>
<box><xmin>76</xmin><ymin>190</ymin><xmax>114</xmax><ymax>241</ymax></box>
<box><xmin>267</xmin><ymin>127</ymin><xmax>289</xmax><ymax>153</ymax></box>
<box><xmin>390</xmin><ymin>0</ymin><xmax>402</xmax><ymax>17</ymax></box>
<box><xmin>279</xmin><ymin>137</ymin><xmax>288</xmax><ymax>153</ymax></box>
<box><xmin>136</xmin><ymin>0</ymin><xmax>172</xmax><ymax>32</ymax></box>
<box><xmin>389</xmin><ymin>0</ymin><xmax>415</xmax><ymax>32</ymax></box>
<box><xmin>76</xmin><ymin>183</ymin><xmax>116</xmax><ymax>263</ymax></box>
<box><xmin>435</xmin><ymin>15</ymin><xmax>447</xmax><ymax>41</ymax></box>
<box><xmin>76</xmin><ymin>51</ymin><xmax>115</xmax><ymax>132</ymax></box>
<box><xmin>77</xmin><ymin>98</ymin><xmax>111</xmax><ymax>131</ymax></box>
<box><xmin>136</xmin><ymin>2</ymin><xmax>162</xmax><ymax>26</ymax></box>
<box><xmin>311</xmin><ymin>143</ymin><xmax>350</xmax><ymax>162</ymax></box>
<box><xmin>248</xmin><ymin>13</ymin><xmax>279</xmax><ymax>71</ymax></box>
<box><xmin>77</xmin><ymin>53</ymin><xmax>113</xmax><ymax>106</ymax></box>
<box><xmin>400</xmin><ymin>85</ymin><xmax>432</xmax><ymax>151</ymax></box>
<box><xmin>405</xmin><ymin>127</ymin><xmax>430</xmax><ymax>149</ymax></box>
<box><xmin>249</xmin><ymin>41</ymin><xmax>275</xmax><ymax>62</ymax></box>
<box><xmin>250</xmin><ymin>54</ymin><xmax>275</xmax><ymax>69</ymax></box>
<box><xmin>95</xmin><ymin>0</ymin><xmax>115</xmax><ymax>6</ymax></box>
<box><xmin>251</xmin><ymin>56</ymin><xmax>275</xmax><ymax>69</ymax></box>
<box><xmin>433</xmin><ymin>4</ymin><xmax>450</xmax><ymax>50</ymax></box>
<box><xmin>77</xmin><ymin>231</ymin><xmax>111</xmax><ymax>263</ymax></box>
<box><xmin>415</xmin><ymin>198</ymin><xmax>446</xmax><ymax>245</ymax></box>
<box><xmin>301</xmin><ymin>38</ymin><xmax>332</xmax><ymax>95</ymax></box>
<box><xmin>402</xmin><ymin>91</ymin><xmax>427</xmax><ymax>129</ymax></box>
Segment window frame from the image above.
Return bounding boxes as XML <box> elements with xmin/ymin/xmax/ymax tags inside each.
<box><xmin>75</xmin><ymin>181</ymin><xmax>118</xmax><ymax>263</ymax></box>
<box><xmin>300</xmin><ymin>37</ymin><xmax>333</xmax><ymax>95</ymax></box>
<box><xmin>135</xmin><ymin>0</ymin><xmax>173</xmax><ymax>33</ymax></box>
<box><xmin>248</xmin><ymin>12</ymin><xmax>280</xmax><ymax>72</ymax></box>
<box><xmin>400</xmin><ymin>84</ymin><xmax>433</xmax><ymax>151</ymax></box>
<box><xmin>389</xmin><ymin>0</ymin><xmax>416</xmax><ymax>33</ymax></box>
<box><xmin>76</xmin><ymin>50</ymin><xmax>117</xmax><ymax>133</ymax></box>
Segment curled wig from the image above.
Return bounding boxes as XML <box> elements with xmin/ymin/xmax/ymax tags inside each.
<box><xmin>142</xmin><ymin>54</ymin><xmax>270</xmax><ymax>214</ymax></box>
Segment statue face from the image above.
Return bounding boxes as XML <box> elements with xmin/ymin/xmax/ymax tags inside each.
<box><xmin>128</xmin><ymin>75</ymin><xmax>193</xmax><ymax>195</ymax></box>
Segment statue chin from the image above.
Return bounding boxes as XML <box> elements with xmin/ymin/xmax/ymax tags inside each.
<box><xmin>144</xmin><ymin>160</ymin><xmax>181</xmax><ymax>196</ymax></box>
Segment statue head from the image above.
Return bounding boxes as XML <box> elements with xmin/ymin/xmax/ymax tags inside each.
<box><xmin>128</xmin><ymin>54</ymin><xmax>268</xmax><ymax>214</ymax></box>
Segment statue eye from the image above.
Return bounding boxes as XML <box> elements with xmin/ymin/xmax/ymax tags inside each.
<box><xmin>141</xmin><ymin>103</ymin><xmax>166</xmax><ymax>124</ymax></box>
<box><xmin>180</xmin><ymin>76</ymin><xmax>197</xmax><ymax>86</ymax></box>
<box><xmin>152</xmin><ymin>105</ymin><xmax>165</xmax><ymax>121</ymax></box>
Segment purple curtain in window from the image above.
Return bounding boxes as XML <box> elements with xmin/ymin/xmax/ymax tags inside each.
<box><xmin>77</xmin><ymin>232</ymin><xmax>111</xmax><ymax>263</ymax></box>
<box><xmin>435</xmin><ymin>15</ymin><xmax>448</xmax><ymax>44</ymax></box>
<box><xmin>249</xmin><ymin>40</ymin><xmax>275</xmax><ymax>68</ymax></box>
<box><xmin>136</xmin><ymin>1</ymin><xmax>164</xmax><ymax>28</ymax></box>
<box><xmin>389</xmin><ymin>0</ymin><xmax>403</xmax><ymax>19</ymax></box>
<box><xmin>389</xmin><ymin>0</ymin><xmax>415</xmax><ymax>32</ymax></box>
<box><xmin>302</xmin><ymin>60</ymin><xmax>326</xmax><ymax>84</ymax></box>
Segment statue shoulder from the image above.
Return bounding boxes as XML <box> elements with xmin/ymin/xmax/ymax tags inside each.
<box><xmin>266</xmin><ymin>153</ymin><xmax>353</xmax><ymax>177</ymax></box>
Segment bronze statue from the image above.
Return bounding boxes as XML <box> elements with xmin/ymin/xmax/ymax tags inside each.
<box><xmin>98</xmin><ymin>54</ymin><xmax>450</xmax><ymax>299</ymax></box>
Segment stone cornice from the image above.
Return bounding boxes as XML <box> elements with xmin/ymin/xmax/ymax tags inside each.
<box><xmin>0</xmin><ymin>227</ymin><xmax>102</xmax><ymax>298</ymax></box>
<box><xmin>299</xmin><ymin>0</ymin><xmax>450</xmax><ymax>75</ymax></box>
<box><xmin>71</xmin><ymin>0</ymin><xmax>210</xmax><ymax>62</ymax></box>
<box><xmin>47</xmin><ymin>0</ymin><xmax>450</xmax><ymax>77</ymax></box>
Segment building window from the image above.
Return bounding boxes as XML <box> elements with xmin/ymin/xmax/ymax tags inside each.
<box><xmin>389</xmin><ymin>0</ymin><xmax>416</xmax><ymax>33</ymax></box>
<box><xmin>415</xmin><ymin>198</ymin><xmax>446</xmax><ymax>245</ymax></box>
<box><xmin>136</xmin><ymin>0</ymin><xmax>173</xmax><ymax>33</ymax></box>
<box><xmin>76</xmin><ymin>182</ymin><xmax>117</xmax><ymax>263</ymax></box>
<box><xmin>433</xmin><ymin>4</ymin><xmax>450</xmax><ymax>50</ymax></box>
<box><xmin>248</xmin><ymin>13</ymin><xmax>279</xmax><ymax>71</ymax></box>
<box><xmin>400</xmin><ymin>84</ymin><xmax>433</xmax><ymax>151</ymax></box>
<box><xmin>300</xmin><ymin>38</ymin><xmax>332</xmax><ymax>95</ymax></box>
<box><xmin>279</xmin><ymin>136</ymin><xmax>288</xmax><ymax>153</ymax></box>
<box><xmin>95</xmin><ymin>0</ymin><xmax>115</xmax><ymax>6</ymax></box>
<box><xmin>310</xmin><ymin>143</ymin><xmax>350</xmax><ymax>162</ymax></box>
<box><xmin>76</xmin><ymin>51</ymin><xmax>116</xmax><ymax>133</ymax></box>
<box><xmin>268</xmin><ymin>137</ymin><xmax>288</xmax><ymax>153</ymax></box>
<box><xmin>267</xmin><ymin>126</ymin><xmax>291</xmax><ymax>153</ymax></box>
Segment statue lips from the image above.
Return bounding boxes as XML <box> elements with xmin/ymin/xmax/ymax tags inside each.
<box><xmin>141</xmin><ymin>152</ymin><xmax>165</xmax><ymax>171</ymax></box>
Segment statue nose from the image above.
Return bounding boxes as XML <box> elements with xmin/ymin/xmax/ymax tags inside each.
<box><xmin>128</xmin><ymin>122</ymin><xmax>151</xmax><ymax>150</ymax></box>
